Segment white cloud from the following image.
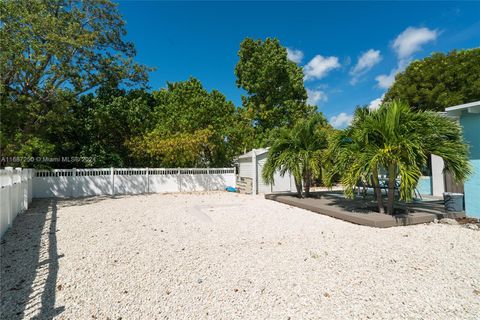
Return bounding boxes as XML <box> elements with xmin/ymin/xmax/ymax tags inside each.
<box><xmin>304</xmin><ymin>55</ymin><xmax>341</xmax><ymax>81</ymax></box>
<box><xmin>375</xmin><ymin>59</ymin><xmax>409</xmax><ymax>89</ymax></box>
<box><xmin>306</xmin><ymin>88</ymin><xmax>328</xmax><ymax>105</ymax></box>
<box><xmin>350</xmin><ymin>49</ymin><xmax>382</xmax><ymax>84</ymax></box>
<box><xmin>330</xmin><ymin>112</ymin><xmax>353</xmax><ymax>129</ymax></box>
<box><xmin>368</xmin><ymin>94</ymin><xmax>385</xmax><ymax>110</ymax></box>
<box><xmin>287</xmin><ymin>48</ymin><xmax>304</xmax><ymax>64</ymax></box>
<box><xmin>375</xmin><ymin>27</ymin><xmax>438</xmax><ymax>89</ymax></box>
<box><xmin>392</xmin><ymin>27</ymin><xmax>438</xmax><ymax>59</ymax></box>
<box><xmin>375</xmin><ymin>70</ymin><xmax>397</xmax><ymax>89</ymax></box>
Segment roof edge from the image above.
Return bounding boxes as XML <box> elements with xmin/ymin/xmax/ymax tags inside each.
<box><xmin>445</xmin><ymin>100</ymin><xmax>480</xmax><ymax>112</ymax></box>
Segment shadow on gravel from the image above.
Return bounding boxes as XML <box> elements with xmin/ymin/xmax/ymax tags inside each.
<box><xmin>57</xmin><ymin>195</ymin><xmax>118</xmax><ymax>209</ymax></box>
<box><xmin>1</xmin><ymin>199</ymin><xmax>64</xmax><ymax>319</ymax></box>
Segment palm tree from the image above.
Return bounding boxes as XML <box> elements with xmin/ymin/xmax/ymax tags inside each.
<box><xmin>262</xmin><ymin>113</ymin><xmax>329</xmax><ymax>198</ymax></box>
<box><xmin>331</xmin><ymin>100</ymin><xmax>471</xmax><ymax>215</ymax></box>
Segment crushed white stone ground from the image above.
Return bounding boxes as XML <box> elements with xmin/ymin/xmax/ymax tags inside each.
<box><xmin>1</xmin><ymin>192</ymin><xmax>479</xmax><ymax>319</ymax></box>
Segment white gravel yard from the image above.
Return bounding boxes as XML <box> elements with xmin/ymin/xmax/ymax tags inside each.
<box><xmin>1</xmin><ymin>192</ymin><xmax>479</xmax><ymax>319</ymax></box>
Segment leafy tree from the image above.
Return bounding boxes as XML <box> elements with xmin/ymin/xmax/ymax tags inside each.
<box><xmin>385</xmin><ymin>49</ymin><xmax>480</xmax><ymax>111</ymax></box>
<box><xmin>73</xmin><ymin>87</ymin><xmax>155</xmax><ymax>167</ymax></box>
<box><xmin>235</xmin><ymin>38</ymin><xmax>315</xmax><ymax>146</ymax></box>
<box><xmin>152</xmin><ymin>78</ymin><xmax>233</xmax><ymax>134</ymax></box>
<box><xmin>127</xmin><ymin>128</ymin><xmax>214</xmax><ymax>167</ymax></box>
<box><xmin>128</xmin><ymin>78</ymin><xmax>244</xmax><ymax>167</ymax></box>
<box><xmin>262</xmin><ymin>113</ymin><xmax>330</xmax><ymax>198</ymax></box>
<box><xmin>331</xmin><ymin>101</ymin><xmax>471</xmax><ymax>215</ymax></box>
<box><xmin>1</xmin><ymin>90</ymin><xmax>79</xmax><ymax>166</ymax></box>
<box><xmin>0</xmin><ymin>0</ymin><xmax>149</xmax><ymax>162</ymax></box>
<box><xmin>0</xmin><ymin>0</ymin><xmax>149</xmax><ymax>102</ymax></box>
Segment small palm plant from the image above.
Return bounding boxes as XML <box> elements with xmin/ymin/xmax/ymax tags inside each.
<box><xmin>331</xmin><ymin>100</ymin><xmax>470</xmax><ymax>215</ymax></box>
<box><xmin>262</xmin><ymin>113</ymin><xmax>330</xmax><ymax>198</ymax></box>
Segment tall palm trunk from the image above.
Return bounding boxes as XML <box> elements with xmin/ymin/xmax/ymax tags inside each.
<box><xmin>371</xmin><ymin>167</ymin><xmax>385</xmax><ymax>214</ymax></box>
<box><xmin>386</xmin><ymin>163</ymin><xmax>396</xmax><ymax>215</ymax></box>
<box><xmin>294</xmin><ymin>175</ymin><xmax>304</xmax><ymax>198</ymax></box>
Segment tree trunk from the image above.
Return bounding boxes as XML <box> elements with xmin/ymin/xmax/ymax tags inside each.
<box><xmin>294</xmin><ymin>176</ymin><xmax>303</xmax><ymax>198</ymax></box>
<box><xmin>386</xmin><ymin>163</ymin><xmax>396</xmax><ymax>215</ymax></box>
<box><xmin>371</xmin><ymin>167</ymin><xmax>385</xmax><ymax>214</ymax></box>
<box><xmin>304</xmin><ymin>170</ymin><xmax>311</xmax><ymax>198</ymax></box>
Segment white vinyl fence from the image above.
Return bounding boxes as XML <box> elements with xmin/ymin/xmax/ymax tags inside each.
<box><xmin>0</xmin><ymin>167</ymin><xmax>34</xmax><ymax>237</ymax></box>
<box><xmin>33</xmin><ymin>167</ymin><xmax>236</xmax><ymax>198</ymax></box>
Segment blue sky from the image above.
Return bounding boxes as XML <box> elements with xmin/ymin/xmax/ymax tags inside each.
<box><xmin>118</xmin><ymin>1</ymin><xmax>480</xmax><ymax>128</ymax></box>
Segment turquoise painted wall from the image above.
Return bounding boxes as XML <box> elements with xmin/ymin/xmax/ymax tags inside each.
<box><xmin>416</xmin><ymin>176</ymin><xmax>432</xmax><ymax>196</ymax></box>
<box><xmin>461</xmin><ymin>113</ymin><xmax>480</xmax><ymax>218</ymax></box>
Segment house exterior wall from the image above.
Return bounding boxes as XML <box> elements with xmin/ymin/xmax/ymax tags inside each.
<box><xmin>272</xmin><ymin>171</ymin><xmax>293</xmax><ymax>192</ymax></box>
<box><xmin>238</xmin><ymin>158</ymin><xmax>254</xmax><ymax>179</ymax></box>
<box><xmin>256</xmin><ymin>153</ymin><xmax>271</xmax><ymax>193</ymax></box>
<box><xmin>461</xmin><ymin>113</ymin><xmax>480</xmax><ymax>218</ymax></box>
<box><xmin>237</xmin><ymin>151</ymin><xmax>293</xmax><ymax>194</ymax></box>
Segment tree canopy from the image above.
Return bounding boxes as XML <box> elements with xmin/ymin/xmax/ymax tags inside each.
<box><xmin>1</xmin><ymin>1</ymin><xmax>318</xmax><ymax>169</ymax></box>
<box><xmin>0</xmin><ymin>0</ymin><xmax>150</xmax><ymax>165</ymax></box>
<box><xmin>126</xmin><ymin>78</ymin><xmax>245</xmax><ymax>167</ymax></box>
<box><xmin>0</xmin><ymin>0</ymin><xmax>149</xmax><ymax>102</ymax></box>
<box><xmin>385</xmin><ymin>49</ymin><xmax>480</xmax><ymax>111</ymax></box>
<box><xmin>235</xmin><ymin>38</ymin><xmax>315</xmax><ymax>146</ymax></box>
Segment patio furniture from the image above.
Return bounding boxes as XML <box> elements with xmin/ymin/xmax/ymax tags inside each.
<box><xmin>355</xmin><ymin>176</ymin><xmax>423</xmax><ymax>200</ymax></box>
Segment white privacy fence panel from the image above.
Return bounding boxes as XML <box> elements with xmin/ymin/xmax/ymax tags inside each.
<box><xmin>114</xmin><ymin>168</ymin><xmax>148</xmax><ymax>195</ymax></box>
<box><xmin>34</xmin><ymin>169</ymin><xmax>72</xmax><ymax>198</ymax></box>
<box><xmin>149</xmin><ymin>169</ymin><xmax>180</xmax><ymax>193</ymax></box>
<box><xmin>33</xmin><ymin>167</ymin><xmax>236</xmax><ymax>198</ymax></box>
<box><xmin>1</xmin><ymin>168</ymin><xmax>34</xmax><ymax>238</ymax></box>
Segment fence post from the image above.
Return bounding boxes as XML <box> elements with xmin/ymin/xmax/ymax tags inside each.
<box><xmin>14</xmin><ymin>168</ymin><xmax>22</xmax><ymax>214</ymax></box>
<box><xmin>20</xmin><ymin>168</ymin><xmax>28</xmax><ymax>210</ymax></box>
<box><xmin>31</xmin><ymin>169</ymin><xmax>34</xmax><ymax>202</ymax></box>
<box><xmin>5</xmin><ymin>167</ymin><xmax>13</xmax><ymax>228</ymax></box>
<box><xmin>16</xmin><ymin>168</ymin><xmax>23</xmax><ymax>211</ymax></box>
<box><xmin>71</xmin><ymin>168</ymin><xmax>76</xmax><ymax>198</ymax></box>
<box><xmin>110</xmin><ymin>167</ymin><xmax>115</xmax><ymax>196</ymax></box>
<box><xmin>14</xmin><ymin>168</ymin><xmax>22</xmax><ymax>216</ymax></box>
<box><xmin>252</xmin><ymin>149</ymin><xmax>258</xmax><ymax>195</ymax></box>
<box><xmin>28</xmin><ymin>169</ymin><xmax>33</xmax><ymax>204</ymax></box>
<box><xmin>206</xmin><ymin>168</ymin><xmax>210</xmax><ymax>191</ymax></box>
<box><xmin>146</xmin><ymin>167</ymin><xmax>149</xmax><ymax>194</ymax></box>
<box><xmin>177</xmin><ymin>167</ymin><xmax>181</xmax><ymax>192</ymax></box>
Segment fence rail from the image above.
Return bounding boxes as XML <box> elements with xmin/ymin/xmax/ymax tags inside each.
<box><xmin>34</xmin><ymin>167</ymin><xmax>235</xmax><ymax>177</ymax></box>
